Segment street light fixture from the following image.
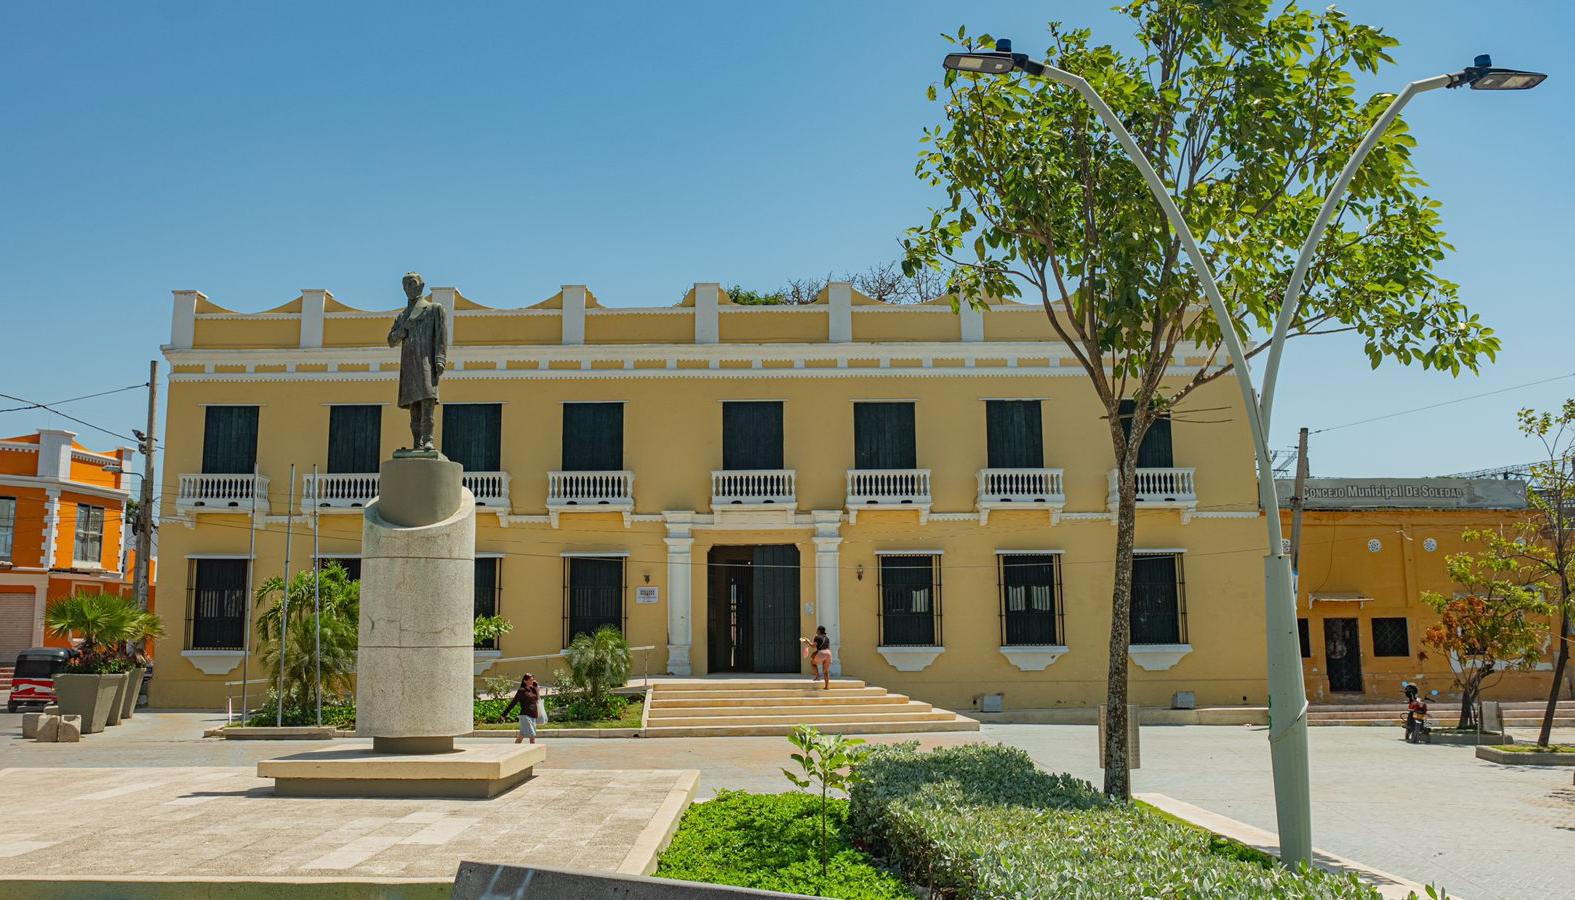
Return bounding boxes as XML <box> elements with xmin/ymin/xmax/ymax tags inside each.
<box><xmin>941</xmin><ymin>36</ymin><xmax>1544</xmax><ymax>868</ymax></box>
<box><xmin>1452</xmin><ymin>54</ymin><xmax>1547</xmax><ymax>90</ymax></box>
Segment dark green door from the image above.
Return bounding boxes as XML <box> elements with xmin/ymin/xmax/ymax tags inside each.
<box><xmin>707</xmin><ymin>545</ymin><xmax>800</xmax><ymax>673</ymax></box>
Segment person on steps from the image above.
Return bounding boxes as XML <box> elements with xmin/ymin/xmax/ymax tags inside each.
<box><xmin>503</xmin><ymin>673</ymin><xmax>540</xmax><ymax>744</ymax></box>
<box><xmin>800</xmin><ymin>626</ymin><xmax>833</xmax><ymax>690</ymax></box>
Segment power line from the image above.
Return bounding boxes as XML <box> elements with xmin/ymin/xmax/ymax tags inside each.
<box><xmin>1310</xmin><ymin>370</ymin><xmax>1575</xmax><ymax>435</ymax></box>
<box><xmin>0</xmin><ymin>383</ymin><xmax>148</xmax><ymax>414</ymax></box>
<box><xmin>0</xmin><ymin>390</ymin><xmax>140</xmax><ymax>443</ymax></box>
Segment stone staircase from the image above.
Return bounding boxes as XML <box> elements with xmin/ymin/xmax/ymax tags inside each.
<box><xmin>1308</xmin><ymin>699</ymin><xmax>1575</xmax><ymax>728</ymax></box>
<box><xmin>642</xmin><ymin>678</ymin><xmax>979</xmax><ymax>737</ymax></box>
<box><xmin>0</xmin><ymin>666</ymin><xmax>12</xmax><ymax>694</ymax></box>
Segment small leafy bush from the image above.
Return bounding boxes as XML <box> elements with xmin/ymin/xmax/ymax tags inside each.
<box><xmin>242</xmin><ymin>696</ymin><xmax>355</xmax><ymax>729</ymax></box>
<box><xmin>545</xmin><ymin>681</ymin><xmax>628</xmax><ymax>722</ymax></box>
<box><xmin>851</xmin><ymin>743</ymin><xmax>1385</xmax><ymax>899</ymax></box>
<box><xmin>473</xmin><ymin>696</ymin><xmax>513</xmax><ymax>725</ymax></box>
<box><xmin>655</xmin><ymin>790</ymin><xmax>910</xmax><ymax>899</ymax></box>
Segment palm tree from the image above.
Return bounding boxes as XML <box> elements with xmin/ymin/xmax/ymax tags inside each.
<box><xmin>44</xmin><ymin>592</ymin><xmax>138</xmax><ymax>665</ymax></box>
<box><xmin>254</xmin><ymin>562</ymin><xmax>359</xmax><ymax>715</ymax></box>
<box><xmin>565</xmin><ymin>625</ymin><xmax>631</xmax><ymax>702</ymax></box>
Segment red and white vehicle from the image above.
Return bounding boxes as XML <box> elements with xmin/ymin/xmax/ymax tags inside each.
<box><xmin>6</xmin><ymin>647</ymin><xmax>77</xmax><ymax>713</ymax></box>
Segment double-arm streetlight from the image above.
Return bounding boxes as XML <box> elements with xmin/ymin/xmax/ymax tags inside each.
<box><xmin>944</xmin><ymin>39</ymin><xmax>1544</xmax><ymax>866</ymax></box>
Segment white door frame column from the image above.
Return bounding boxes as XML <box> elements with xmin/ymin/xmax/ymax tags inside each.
<box><xmin>663</xmin><ymin>512</ymin><xmax>695</xmax><ymax>675</ymax></box>
<box><xmin>812</xmin><ymin>511</ymin><xmax>843</xmax><ymax>676</ymax></box>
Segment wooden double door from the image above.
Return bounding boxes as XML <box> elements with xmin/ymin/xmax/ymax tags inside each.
<box><xmin>707</xmin><ymin>545</ymin><xmax>801</xmax><ymax>674</ymax></box>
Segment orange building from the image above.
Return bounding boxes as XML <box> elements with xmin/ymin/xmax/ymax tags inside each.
<box><xmin>0</xmin><ymin>429</ymin><xmax>155</xmax><ymax>663</ymax></box>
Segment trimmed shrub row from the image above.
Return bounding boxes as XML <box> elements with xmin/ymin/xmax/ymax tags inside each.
<box><xmin>849</xmin><ymin>743</ymin><xmax>1385</xmax><ymax>898</ymax></box>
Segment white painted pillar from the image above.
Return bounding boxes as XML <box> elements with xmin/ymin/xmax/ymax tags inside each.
<box><xmin>812</xmin><ymin>510</ymin><xmax>844</xmax><ymax>675</ymax></box>
<box><xmin>561</xmin><ymin>284</ymin><xmax>587</xmax><ymax>346</ymax></box>
<box><xmin>664</xmin><ymin>531</ymin><xmax>695</xmax><ymax>676</ymax></box>
<box><xmin>959</xmin><ymin>299</ymin><xmax>984</xmax><ymax>342</ymax></box>
<box><xmin>170</xmin><ymin>290</ymin><xmax>203</xmax><ymax>349</ymax></box>
<box><xmin>828</xmin><ymin>281</ymin><xmax>852</xmax><ymax>342</ymax></box>
<box><xmin>693</xmin><ymin>283</ymin><xmax>719</xmax><ymax>344</ymax></box>
<box><xmin>430</xmin><ymin>286</ymin><xmax>458</xmax><ymax>356</ymax></box>
<box><xmin>299</xmin><ymin>289</ymin><xmax>329</xmax><ymax>349</ymax></box>
<box><xmin>35</xmin><ymin>429</ymin><xmax>74</xmax><ymax>480</ymax></box>
<box><xmin>42</xmin><ymin>489</ymin><xmax>61</xmax><ymax>570</ymax></box>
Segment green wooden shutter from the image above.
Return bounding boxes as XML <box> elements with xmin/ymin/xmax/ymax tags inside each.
<box><xmin>562</xmin><ymin>403</ymin><xmax>624</xmax><ymax>471</ymax></box>
<box><xmin>1118</xmin><ymin>399</ymin><xmax>1173</xmax><ymax>468</ymax></box>
<box><xmin>567</xmin><ymin>556</ymin><xmax>623</xmax><ymax>640</ymax></box>
<box><xmin>1130</xmin><ymin>554</ymin><xmax>1180</xmax><ymax>644</ymax></box>
<box><xmin>722</xmin><ymin>402</ymin><xmax>784</xmax><ymax>470</ymax></box>
<box><xmin>442</xmin><ymin>404</ymin><xmax>502</xmax><ymax>472</ymax></box>
<box><xmin>201</xmin><ymin>406</ymin><xmax>259</xmax><ymax>474</ymax></box>
<box><xmin>1001</xmin><ymin>554</ymin><xmax>1057</xmax><ymax>645</ymax></box>
<box><xmin>750</xmin><ymin>544</ymin><xmax>800</xmax><ymax>673</ymax></box>
<box><xmin>854</xmin><ymin>402</ymin><xmax>916</xmax><ymax>469</ymax></box>
<box><xmin>986</xmin><ymin>400</ymin><xmax>1043</xmax><ymax>468</ymax></box>
<box><xmin>327</xmin><ymin>406</ymin><xmax>382</xmax><ymax>473</ymax></box>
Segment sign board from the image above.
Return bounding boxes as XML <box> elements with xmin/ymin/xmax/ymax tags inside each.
<box><xmin>635</xmin><ymin>586</ymin><xmax>659</xmax><ymax>605</ymax></box>
<box><xmin>1275</xmin><ymin>478</ymin><xmax>1527</xmax><ymax>511</ymax></box>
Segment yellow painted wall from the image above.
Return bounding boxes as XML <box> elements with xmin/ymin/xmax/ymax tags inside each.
<box><xmin>1287</xmin><ymin>507</ymin><xmax>1559</xmax><ymax>704</ymax></box>
<box><xmin>586</xmin><ymin>312</ymin><xmax>695</xmax><ymax>345</ymax></box>
<box><xmin>719</xmin><ymin>311</ymin><xmax>830</xmax><ymax>343</ymax></box>
<box><xmin>193</xmin><ymin>318</ymin><xmax>301</xmax><ymax>349</ymax></box>
<box><xmin>852</xmin><ymin>310</ymin><xmax>959</xmax><ymax>343</ymax></box>
<box><xmin>455</xmin><ymin>314</ymin><xmax>562</xmax><ymax>345</ymax></box>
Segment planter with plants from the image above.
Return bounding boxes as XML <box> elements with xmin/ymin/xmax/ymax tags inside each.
<box><xmin>45</xmin><ymin>592</ymin><xmax>163</xmax><ymax>735</ymax></box>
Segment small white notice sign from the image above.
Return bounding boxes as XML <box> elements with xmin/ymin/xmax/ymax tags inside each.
<box><xmin>636</xmin><ymin>586</ymin><xmax>660</xmax><ymax>605</ymax></box>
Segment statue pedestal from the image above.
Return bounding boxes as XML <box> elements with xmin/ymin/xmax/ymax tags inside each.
<box><xmin>261</xmin><ymin>457</ymin><xmax>543</xmax><ymax>798</ymax></box>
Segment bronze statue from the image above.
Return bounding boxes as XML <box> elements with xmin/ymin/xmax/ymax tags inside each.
<box><xmin>387</xmin><ymin>272</ymin><xmax>447</xmax><ymax>455</ymax></box>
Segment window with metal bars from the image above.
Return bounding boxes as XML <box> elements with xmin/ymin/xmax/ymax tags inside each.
<box><xmin>1298</xmin><ymin>618</ymin><xmax>1312</xmax><ymax>658</ymax></box>
<box><xmin>1130</xmin><ymin>553</ymin><xmax>1186</xmax><ymax>645</ymax></box>
<box><xmin>187</xmin><ymin>558</ymin><xmax>248</xmax><ymax>650</ymax></box>
<box><xmin>0</xmin><ymin>496</ymin><xmax>14</xmax><ymax>561</ymax></box>
<box><xmin>475</xmin><ymin>557</ymin><xmax>502</xmax><ymax>649</ymax></box>
<box><xmin>877</xmin><ymin>554</ymin><xmax>941</xmax><ymax>646</ymax></box>
<box><xmin>73</xmin><ymin>504</ymin><xmax>105</xmax><ymax>565</ymax></box>
<box><xmin>563</xmin><ymin>556</ymin><xmax>625</xmax><ymax>645</ymax></box>
<box><xmin>1371</xmin><ymin>617</ymin><xmax>1410</xmax><ymax>657</ymax></box>
<box><xmin>998</xmin><ymin>553</ymin><xmax>1061</xmax><ymax>646</ymax></box>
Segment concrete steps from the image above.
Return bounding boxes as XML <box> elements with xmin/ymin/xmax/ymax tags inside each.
<box><xmin>0</xmin><ymin>667</ymin><xmax>12</xmax><ymax>692</ymax></box>
<box><xmin>1309</xmin><ymin>700</ymin><xmax>1575</xmax><ymax>727</ymax></box>
<box><xmin>642</xmin><ymin>677</ymin><xmax>977</xmax><ymax>738</ymax></box>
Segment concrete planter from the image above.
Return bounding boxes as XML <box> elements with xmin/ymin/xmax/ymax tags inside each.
<box><xmin>104</xmin><ymin>673</ymin><xmax>131</xmax><ymax>726</ymax></box>
<box><xmin>1476</xmin><ymin>745</ymin><xmax>1575</xmax><ymax>766</ymax></box>
<box><xmin>1429</xmin><ymin>730</ymin><xmax>1510</xmax><ymax>746</ymax></box>
<box><xmin>119</xmin><ymin>666</ymin><xmax>146</xmax><ymax>720</ymax></box>
<box><xmin>53</xmin><ymin>674</ymin><xmax>121</xmax><ymax>734</ymax></box>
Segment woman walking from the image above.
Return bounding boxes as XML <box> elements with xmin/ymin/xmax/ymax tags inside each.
<box><xmin>800</xmin><ymin>626</ymin><xmax>833</xmax><ymax>690</ymax></box>
<box><xmin>502</xmin><ymin>673</ymin><xmax>541</xmax><ymax>744</ymax></box>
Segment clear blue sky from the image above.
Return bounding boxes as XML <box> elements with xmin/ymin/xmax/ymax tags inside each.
<box><xmin>2</xmin><ymin>1</ymin><xmax>1570</xmax><ymax>479</ymax></box>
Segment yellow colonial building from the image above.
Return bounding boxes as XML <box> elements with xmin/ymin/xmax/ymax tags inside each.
<box><xmin>150</xmin><ymin>281</ymin><xmax>1269</xmax><ymax>713</ymax></box>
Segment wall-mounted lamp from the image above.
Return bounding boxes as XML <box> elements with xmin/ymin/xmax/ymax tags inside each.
<box><xmin>643</xmin><ymin>572</ymin><xmax>652</xmax><ymax>584</ymax></box>
<box><xmin>856</xmin><ymin>564</ymin><xmax>864</xmax><ymax>582</ymax></box>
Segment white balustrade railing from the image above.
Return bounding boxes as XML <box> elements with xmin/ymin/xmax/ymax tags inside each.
<box><xmin>177</xmin><ymin>473</ymin><xmax>270</xmax><ymax>511</ymax></box>
<box><xmin>1108</xmin><ymin>467</ymin><xmax>1198</xmax><ymax>504</ymax></box>
<box><xmin>711</xmin><ymin>469</ymin><xmax>796</xmax><ymax>506</ymax></box>
<box><xmin>462</xmin><ymin>471</ymin><xmax>511</xmax><ymax>507</ymax></box>
<box><xmin>977</xmin><ymin>468</ymin><xmax>1065</xmax><ymax>503</ymax></box>
<box><xmin>548</xmin><ymin>470</ymin><xmax>634</xmax><ymax>506</ymax></box>
<box><xmin>302</xmin><ymin>472</ymin><xmax>379</xmax><ymax>509</ymax></box>
<box><xmin>846</xmin><ymin>469</ymin><xmax>932</xmax><ymax>505</ymax></box>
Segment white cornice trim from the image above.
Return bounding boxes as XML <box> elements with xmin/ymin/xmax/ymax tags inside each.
<box><xmin>0</xmin><ymin>475</ymin><xmax>130</xmax><ymax>501</ymax></box>
<box><xmin>1191</xmin><ymin>510</ymin><xmax>1259</xmax><ymax>519</ymax></box>
<box><xmin>195</xmin><ymin>312</ymin><xmax>299</xmax><ymax>321</ymax></box>
<box><xmin>0</xmin><ymin>442</ymin><xmax>39</xmax><ymax>454</ymax></box>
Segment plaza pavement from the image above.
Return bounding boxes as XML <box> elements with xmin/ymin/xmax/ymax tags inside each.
<box><xmin>2</xmin><ymin>709</ymin><xmax>1571</xmax><ymax>899</ymax></box>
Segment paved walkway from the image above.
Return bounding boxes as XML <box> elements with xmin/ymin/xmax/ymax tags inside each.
<box><xmin>4</xmin><ymin>710</ymin><xmax>1572</xmax><ymax>898</ymax></box>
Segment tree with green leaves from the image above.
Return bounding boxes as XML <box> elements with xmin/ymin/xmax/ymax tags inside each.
<box><xmin>1421</xmin><ymin>534</ymin><xmax>1551</xmax><ymax>729</ymax></box>
<box><xmin>1502</xmin><ymin>401</ymin><xmax>1575</xmax><ymax>746</ymax></box>
<box><xmin>44</xmin><ymin>591</ymin><xmax>158</xmax><ymax>669</ymax></box>
<box><xmin>903</xmin><ymin>2</ymin><xmax>1497</xmax><ymax>797</ymax></box>
<box><xmin>254</xmin><ymin>561</ymin><xmax>359</xmax><ymax>715</ymax></box>
<box><xmin>782</xmin><ymin>724</ymin><xmax>869</xmax><ymax>888</ymax></box>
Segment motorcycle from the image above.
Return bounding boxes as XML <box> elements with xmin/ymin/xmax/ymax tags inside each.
<box><xmin>1403</xmin><ymin>687</ymin><xmax>1430</xmax><ymax>744</ymax></box>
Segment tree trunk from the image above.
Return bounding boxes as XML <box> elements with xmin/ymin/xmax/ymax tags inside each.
<box><xmin>1537</xmin><ymin>607</ymin><xmax>1570</xmax><ymax>747</ymax></box>
<box><xmin>1103</xmin><ymin>443</ymin><xmax>1140</xmax><ymax>799</ymax></box>
<box><xmin>1457</xmin><ymin>680</ymin><xmax>1479</xmax><ymax>731</ymax></box>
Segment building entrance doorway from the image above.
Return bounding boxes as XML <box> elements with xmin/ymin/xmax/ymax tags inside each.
<box><xmin>706</xmin><ymin>545</ymin><xmax>800</xmax><ymax>673</ymax></box>
<box><xmin>1324</xmin><ymin>617</ymin><xmax>1363</xmax><ymax>693</ymax></box>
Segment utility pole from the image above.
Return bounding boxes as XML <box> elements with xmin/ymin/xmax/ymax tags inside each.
<box><xmin>133</xmin><ymin>361</ymin><xmax>157</xmax><ymax>610</ymax></box>
<box><xmin>1289</xmin><ymin>428</ymin><xmax>1310</xmax><ymax>576</ymax></box>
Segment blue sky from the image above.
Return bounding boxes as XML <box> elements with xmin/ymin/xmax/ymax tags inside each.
<box><xmin>2</xmin><ymin>1</ymin><xmax>1570</xmax><ymax>479</ymax></box>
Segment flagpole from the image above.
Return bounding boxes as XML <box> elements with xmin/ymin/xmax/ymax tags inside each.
<box><xmin>312</xmin><ymin>463</ymin><xmax>323</xmax><ymax>727</ymax></box>
<box><xmin>240</xmin><ymin>463</ymin><xmax>259</xmax><ymax>722</ymax></box>
<box><xmin>276</xmin><ymin>463</ymin><xmax>295</xmax><ymax>727</ymax></box>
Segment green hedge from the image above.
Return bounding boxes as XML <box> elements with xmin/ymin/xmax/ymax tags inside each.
<box><xmin>655</xmin><ymin>790</ymin><xmax>910</xmax><ymax>899</ymax></box>
<box><xmin>850</xmin><ymin>743</ymin><xmax>1385</xmax><ymax>899</ymax></box>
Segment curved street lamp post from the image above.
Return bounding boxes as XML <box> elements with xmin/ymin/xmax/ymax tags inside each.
<box><xmin>943</xmin><ymin>40</ymin><xmax>1544</xmax><ymax>867</ymax></box>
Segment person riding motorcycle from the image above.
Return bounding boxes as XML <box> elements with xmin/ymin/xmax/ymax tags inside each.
<box><xmin>1403</xmin><ymin>683</ymin><xmax>1430</xmax><ymax>744</ymax></box>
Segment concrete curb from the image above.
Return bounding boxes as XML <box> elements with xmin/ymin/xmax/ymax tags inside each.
<box><xmin>1135</xmin><ymin>793</ymin><xmax>1429</xmax><ymax>900</ymax></box>
<box><xmin>1475</xmin><ymin>745</ymin><xmax>1575</xmax><ymax>766</ymax></box>
<box><xmin>468</xmin><ymin>728</ymin><xmax>645</xmax><ymax>739</ymax></box>
<box><xmin>618</xmin><ymin>769</ymin><xmax>702</xmax><ymax>875</ymax></box>
<box><xmin>0</xmin><ymin>874</ymin><xmax>449</xmax><ymax>899</ymax></box>
<box><xmin>974</xmin><ymin>706</ymin><xmax>1268</xmax><ymax>726</ymax></box>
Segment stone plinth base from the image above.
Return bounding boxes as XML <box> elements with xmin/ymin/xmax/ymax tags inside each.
<box><xmin>260</xmin><ymin>743</ymin><xmax>545</xmax><ymax>799</ymax></box>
